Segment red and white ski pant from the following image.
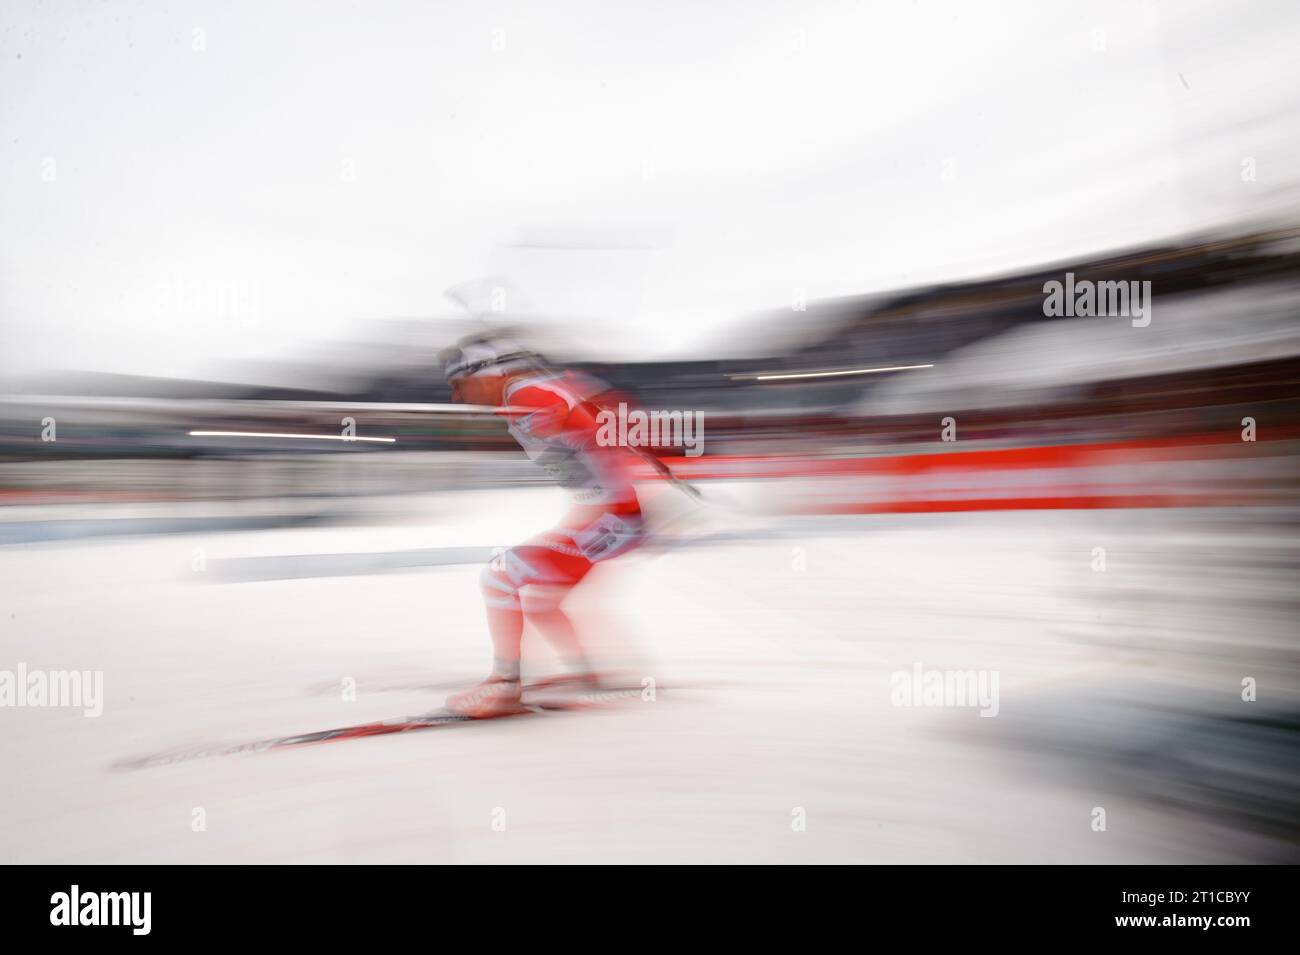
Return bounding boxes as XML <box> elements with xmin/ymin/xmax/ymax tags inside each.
<box><xmin>480</xmin><ymin>505</ymin><xmax>643</xmax><ymax>616</ymax></box>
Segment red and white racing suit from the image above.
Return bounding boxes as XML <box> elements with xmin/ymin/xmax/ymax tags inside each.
<box><xmin>481</xmin><ymin>371</ymin><xmax>644</xmax><ymax>618</ymax></box>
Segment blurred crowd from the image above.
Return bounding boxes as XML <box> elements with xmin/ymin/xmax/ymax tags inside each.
<box><xmin>2</xmin><ymin>224</ymin><xmax>1298</xmax><ymax>507</ymax></box>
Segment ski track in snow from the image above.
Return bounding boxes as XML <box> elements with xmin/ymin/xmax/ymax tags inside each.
<box><xmin>2</xmin><ymin>489</ymin><xmax>1296</xmax><ymax>863</ymax></box>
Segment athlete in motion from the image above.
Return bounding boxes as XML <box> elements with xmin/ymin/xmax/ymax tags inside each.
<box><xmin>439</xmin><ymin>333</ymin><xmax>649</xmax><ymax>717</ymax></box>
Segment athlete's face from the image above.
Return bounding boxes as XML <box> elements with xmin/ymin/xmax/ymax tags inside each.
<box><xmin>451</xmin><ymin>373</ymin><xmax>507</xmax><ymax>407</ymax></box>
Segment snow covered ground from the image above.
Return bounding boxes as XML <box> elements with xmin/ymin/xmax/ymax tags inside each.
<box><xmin>2</xmin><ymin>488</ymin><xmax>1297</xmax><ymax>863</ymax></box>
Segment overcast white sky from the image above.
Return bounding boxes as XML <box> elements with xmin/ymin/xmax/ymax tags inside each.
<box><xmin>2</xmin><ymin>0</ymin><xmax>1298</xmax><ymax>379</ymax></box>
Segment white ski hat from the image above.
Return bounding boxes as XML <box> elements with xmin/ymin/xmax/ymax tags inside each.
<box><xmin>440</xmin><ymin>334</ymin><xmax>537</xmax><ymax>382</ymax></box>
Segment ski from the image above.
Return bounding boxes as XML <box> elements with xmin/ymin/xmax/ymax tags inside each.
<box><xmin>114</xmin><ymin>682</ymin><xmax>657</xmax><ymax>771</ymax></box>
<box><xmin>113</xmin><ymin>705</ymin><xmax>536</xmax><ymax>771</ymax></box>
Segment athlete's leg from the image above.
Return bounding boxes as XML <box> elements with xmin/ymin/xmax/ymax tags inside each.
<box><xmin>448</xmin><ymin>543</ymin><xmax>587</xmax><ymax>716</ymax></box>
<box><xmin>448</xmin><ymin>508</ymin><xmax>642</xmax><ymax>716</ymax></box>
<box><xmin>514</xmin><ymin>541</ymin><xmax>593</xmax><ymax>674</ymax></box>
<box><xmin>479</xmin><ymin>552</ymin><xmax>528</xmax><ymax>681</ymax></box>
<box><xmin>445</xmin><ymin>550</ymin><xmax>542</xmax><ymax>716</ymax></box>
<box><xmin>529</xmin><ymin>604</ymin><xmax>588</xmax><ymax>673</ymax></box>
<box><xmin>524</xmin><ymin>510</ymin><xmax>643</xmax><ymax>682</ymax></box>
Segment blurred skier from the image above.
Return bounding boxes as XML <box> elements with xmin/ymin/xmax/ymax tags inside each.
<box><xmin>439</xmin><ymin>333</ymin><xmax>647</xmax><ymax>717</ymax></box>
